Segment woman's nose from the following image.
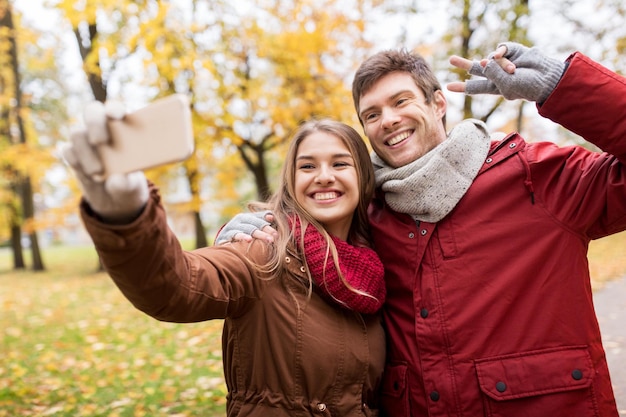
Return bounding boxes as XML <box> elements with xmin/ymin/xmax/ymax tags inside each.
<box><xmin>315</xmin><ymin>166</ymin><xmax>335</xmax><ymax>184</ymax></box>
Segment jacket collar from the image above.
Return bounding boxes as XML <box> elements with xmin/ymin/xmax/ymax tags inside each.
<box><xmin>480</xmin><ymin>133</ymin><xmax>526</xmax><ymax>174</ymax></box>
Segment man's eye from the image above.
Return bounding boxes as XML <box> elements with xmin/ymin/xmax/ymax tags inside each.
<box><xmin>364</xmin><ymin>113</ymin><xmax>379</xmax><ymax>122</ymax></box>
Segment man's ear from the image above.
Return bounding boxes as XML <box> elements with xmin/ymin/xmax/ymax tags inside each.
<box><xmin>433</xmin><ymin>90</ymin><xmax>447</xmax><ymax>120</ymax></box>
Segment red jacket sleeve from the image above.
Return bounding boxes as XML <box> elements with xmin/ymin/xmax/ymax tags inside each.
<box><xmin>539</xmin><ymin>52</ymin><xmax>626</xmax><ymax>162</ymax></box>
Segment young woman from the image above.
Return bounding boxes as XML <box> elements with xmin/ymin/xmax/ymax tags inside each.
<box><xmin>64</xmin><ymin>112</ymin><xmax>386</xmax><ymax>416</ymax></box>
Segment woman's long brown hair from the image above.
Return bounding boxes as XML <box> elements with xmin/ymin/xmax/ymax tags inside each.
<box><xmin>249</xmin><ymin>118</ymin><xmax>376</xmax><ymax>298</ymax></box>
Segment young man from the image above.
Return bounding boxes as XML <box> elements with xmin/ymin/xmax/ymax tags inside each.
<box><xmin>216</xmin><ymin>42</ymin><xmax>626</xmax><ymax>416</ymax></box>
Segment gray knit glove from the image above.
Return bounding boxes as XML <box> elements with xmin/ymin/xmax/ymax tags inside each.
<box><xmin>465</xmin><ymin>42</ymin><xmax>566</xmax><ymax>103</ymax></box>
<box><xmin>215</xmin><ymin>211</ymin><xmax>273</xmax><ymax>244</ymax></box>
<box><xmin>61</xmin><ymin>101</ymin><xmax>149</xmax><ymax>224</ymax></box>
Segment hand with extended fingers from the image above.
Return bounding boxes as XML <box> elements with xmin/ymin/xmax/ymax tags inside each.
<box><xmin>61</xmin><ymin>101</ymin><xmax>149</xmax><ymax>224</ymax></box>
<box><xmin>447</xmin><ymin>42</ymin><xmax>566</xmax><ymax>104</ymax></box>
<box><xmin>215</xmin><ymin>211</ymin><xmax>278</xmax><ymax>244</ymax></box>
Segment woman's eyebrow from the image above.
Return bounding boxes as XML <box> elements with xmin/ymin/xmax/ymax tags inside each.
<box><xmin>296</xmin><ymin>152</ymin><xmax>352</xmax><ymax>160</ymax></box>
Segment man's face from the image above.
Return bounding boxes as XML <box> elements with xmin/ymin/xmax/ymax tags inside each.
<box><xmin>358</xmin><ymin>72</ymin><xmax>447</xmax><ymax>168</ymax></box>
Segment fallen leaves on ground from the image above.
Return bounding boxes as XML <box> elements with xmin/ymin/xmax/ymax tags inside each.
<box><xmin>0</xmin><ymin>272</ymin><xmax>227</xmax><ymax>417</ymax></box>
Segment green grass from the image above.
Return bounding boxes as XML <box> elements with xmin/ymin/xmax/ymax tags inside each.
<box><xmin>0</xmin><ymin>244</ymin><xmax>227</xmax><ymax>417</ymax></box>
<box><xmin>1</xmin><ymin>231</ymin><xmax>625</xmax><ymax>416</ymax></box>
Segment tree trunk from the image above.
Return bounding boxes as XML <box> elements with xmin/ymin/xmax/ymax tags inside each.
<box><xmin>194</xmin><ymin>211</ymin><xmax>208</xmax><ymax>248</ymax></box>
<box><xmin>516</xmin><ymin>101</ymin><xmax>525</xmax><ymax>133</ymax></box>
<box><xmin>71</xmin><ymin>18</ymin><xmax>106</xmax><ymax>271</ymax></box>
<box><xmin>19</xmin><ymin>177</ymin><xmax>45</xmax><ymax>271</ymax></box>
<box><xmin>1</xmin><ymin>0</ymin><xmax>22</xmax><ymax>270</ymax></box>
<box><xmin>238</xmin><ymin>142</ymin><xmax>272</xmax><ymax>201</ymax></box>
<box><xmin>185</xmin><ymin>167</ymin><xmax>208</xmax><ymax>249</ymax></box>
<box><xmin>73</xmin><ymin>24</ymin><xmax>107</xmax><ymax>102</ymax></box>
<box><xmin>252</xmin><ymin>152</ymin><xmax>271</xmax><ymax>201</ymax></box>
<box><xmin>10</xmin><ymin>224</ymin><xmax>25</xmax><ymax>269</ymax></box>
<box><xmin>460</xmin><ymin>0</ymin><xmax>473</xmax><ymax>121</ymax></box>
<box><xmin>2</xmin><ymin>0</ymin><xmax>46</xmax><ymax>270</ymax></box>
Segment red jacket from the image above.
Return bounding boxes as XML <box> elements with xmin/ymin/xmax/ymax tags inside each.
<box><xmin>371</xmin><ymin>53</ymin><xmax>626</xmax><ymax>416</ymax></box>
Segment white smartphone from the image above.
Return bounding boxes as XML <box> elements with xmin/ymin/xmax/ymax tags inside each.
<box><xmin>98</xmin><ymin>94</ymin><xmax>194</xmax><ymax>178</ymax></box>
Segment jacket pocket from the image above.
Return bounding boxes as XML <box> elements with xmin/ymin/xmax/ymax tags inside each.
<box><xmin>434</xmin><ymin>219</ymin><xmax>459</xmax><ymax>259</ymax></box>
<box><xmin>475</xmin><ymin>345</ymin><xmax>598</xmax><ymax>417</ymax></box>
<box><xmin>380</xmin><ymin>363</ymin><xmax>410</xmax><ymax>417</ymax></box>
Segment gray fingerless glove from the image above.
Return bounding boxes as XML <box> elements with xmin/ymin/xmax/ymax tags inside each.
<box><xmin>465</xmin><ymin>42</ymin><xmax>566</xmax><ymax>103</ymax></box>
<box><xmin>215</xmin><ymin>211</ymin><xmax>273</xmax><ymax>244</ymax></box>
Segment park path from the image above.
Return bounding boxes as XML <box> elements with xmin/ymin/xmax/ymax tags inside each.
<box><xmin>594</xmin><ymin>275</ymin><xmax>626</xmax><ymax>416</ymax></box>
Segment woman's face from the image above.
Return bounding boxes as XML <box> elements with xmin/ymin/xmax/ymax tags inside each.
<box><xmin>294</xmin><ymin>132</ymin><xmax>360</xmax><ymax>240</ymax></box>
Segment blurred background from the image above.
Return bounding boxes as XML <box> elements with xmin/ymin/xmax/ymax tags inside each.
<box><xmin>2</xmin><ymin>0</ymin><xmax>625</xmax><ymax>265</ymax></box>
<box><xmin>1</xmin><ymin>0</ymin><xmax>625</xmax><ymax>416</ymax></box>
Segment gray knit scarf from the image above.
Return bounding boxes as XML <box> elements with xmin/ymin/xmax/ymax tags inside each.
<box><xmin>372</xmin><ymin>119</ymin><xmax>491</xmax><ymax>223</ymax></box>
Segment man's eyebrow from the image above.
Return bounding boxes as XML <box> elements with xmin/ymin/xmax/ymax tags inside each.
<box><xmin>360</xmin><ymin>90</ymin><xmax>415</xmax><ymax>117</ymax></box>
<box><xmin>389</xmin><ymin>90</ymin><xmax>416</xmax><ymax>100</ymax></box>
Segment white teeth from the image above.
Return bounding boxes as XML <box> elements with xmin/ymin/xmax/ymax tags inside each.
<box><xmin>387</xmin><ymin>131</ymin><xmax>410</xmax><ymax>146</ymax></box>
<box><xmin>314</xmin><ymin>192</ymin><xmax>338</xmax><ymax>201</ymax></box>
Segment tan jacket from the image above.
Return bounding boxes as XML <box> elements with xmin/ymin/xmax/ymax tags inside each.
<box><xmin>81</xmin><ymin>186</ymin><xmax>385</xmax><ymax>416</ymax></box>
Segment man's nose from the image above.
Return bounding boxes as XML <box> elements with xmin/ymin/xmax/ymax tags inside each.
<box><xmin>380</xmin><ymin>107</ymin><xmax>401</xmax><ymax>129</ymax></box>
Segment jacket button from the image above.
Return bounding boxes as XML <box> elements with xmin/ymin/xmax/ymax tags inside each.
<box><xmin>509</xmin><ymin>142</ymin><xmax>517</xmax><ymax>148</ymax></box>
<box><xmin>408</xmin><ymin>232</ymin><xmax>415</xmax><ymax>238</ymax></box>
<box><xmin>420</xmin><ymin>229</ymin><xmax>427</xmax><ymax>236</ymax></box>
<box><xmin>485</xmin><ymin>157</ymin><xmax>493</xmax><ymax>163</ymax></box>
<box><xmin>496</xmin><ymin>381</ymin><xmax>507</xmax><ymax>392</ymax></box>
<box><xmin>429</xmin><ymin>391</ymin><xmax>440</xmax><ymax>401</ymax></box>
<box><xmin>572</xmin><ymin>369</ymin><xmax>583</xmax><ymax>380</ymax></box>
<box><xmin>300</xmin><ymin>266</ymin><xmax>306</xmax><ymax>273</ymax></box>
<box><xmin>285</xmin><ymin>257</ymin><xmax>291</xmax><ymax>263</ymax></box>
<box><xmin>420</xmin><ymin>308</ymin><xmax>429</xmax><ymax>318</ymax></box>
<box><xmin>317</xmin><ymin>403</ymin><xmax>327</xmax><ymax>411</ymax></box>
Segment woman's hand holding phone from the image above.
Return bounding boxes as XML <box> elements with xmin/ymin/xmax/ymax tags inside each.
<box><xmin>62</xmin><ymin>100</ymin><xmax>148</xmax><ymax>224</ymax></box>
<box><xmin>61</xmin><ymin>101</ymin><xmax>137</xmax><ymax>224</ymax></box>
<box><xmin>62</xmin><ymin>95</ymin><xmax>193</xmax><ymax>224</ymax></box>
